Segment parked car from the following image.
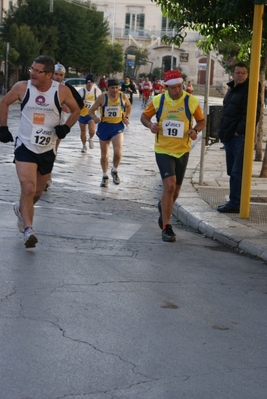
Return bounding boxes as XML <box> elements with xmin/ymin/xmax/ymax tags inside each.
<box><xmin>64</xmin><ymin>77</ymin><xmax>86</xmax><ymax>91</ymax></box>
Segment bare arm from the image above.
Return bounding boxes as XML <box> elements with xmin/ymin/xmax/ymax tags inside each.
<box><xmin>140</xmin><ymin>113</ymin><xmax>159</xmax><ymax>134</ymax></box>
<box><xmin>58</xmin><ymin>85</ymin><xmax>80</xmax><ymax>127</ymax></box>
<box><xmin>122</xmin><ymin>93</ymin><xmax>131</xmax><ymax>126</ymax></box>
<box><xmin>88</xmin><ymin>94</ymin><xmax>105</xmax><ymax>123</ymax></box>
<box><xmin>0</xmin><ymin>81</ymin><xmax>27</xmax><ymax>125</ymax></box>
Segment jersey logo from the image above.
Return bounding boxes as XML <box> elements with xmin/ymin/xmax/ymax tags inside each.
<box><xmin>35</xmin><ymin>95</ymin><xmax>49</xmax><ymax>107</ymax></box>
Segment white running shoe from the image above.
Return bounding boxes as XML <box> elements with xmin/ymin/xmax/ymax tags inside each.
<box><xmin>81</xmin><ymin>145</ymin><xmax>87</xmax><ymax>153</ymax></box>
<box><xmin>89</xmin><ymin>139</ymin><xmax>94</xmax><ymax>149</ymax></box>
<box><xmin>100</xmin><ymin>176</ymin><xmax>109</xmax><ymax>187</ymax></box>
<box><xmin>24</xmin><ymin>227</ymin><xmax>38</xmax><ymax>248</ymax></box>
<box><xmin>13</xmin><ymin>202</ymin><xmax>24</xmax><ymax>233</ymax></box>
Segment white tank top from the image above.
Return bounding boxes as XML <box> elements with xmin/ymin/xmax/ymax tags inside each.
<box><xmin>17</xmin><ymin>80</ymin><xmax>61</xmax><ymax>154</ymax></box>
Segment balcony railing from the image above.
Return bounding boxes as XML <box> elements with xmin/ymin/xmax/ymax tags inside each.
<box><xmin>111</xmin><ymin>27</ymin><xmax>175</xmax><ymax>40</ymax></box>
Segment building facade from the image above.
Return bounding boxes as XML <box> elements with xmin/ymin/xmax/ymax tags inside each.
<box><xmin>92</xmin><ymin>0</ymin><xmax>228</xmax><ymax>88</ymax></box>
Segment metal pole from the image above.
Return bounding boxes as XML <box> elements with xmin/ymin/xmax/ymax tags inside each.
<box><xmin>171</xmin><ymin>28</ymin><xmax>174</xmax><ymax>70</ymax></box>
<box><xmin>4</xmin><ymin>42</ymin><xmax>9</xmax><ymax>94</ymax></box>
<box><xmin>49</xmin><ymin>0</ymin><xmax>53</xmax><ymax>12</ymax></box>
<box><xmin>199</xmin><ymin>51</ymin><xmax>211</xmax><ymax>185</ymax></box>
<box><xmin>240</xmin><ymin>3</ymin><xmax>264</xmax><ymax>218</ymax></box>
<box><xmin>111</xmin><ymin>0</ymin><xmax>117</xmax><ymax>47</ymax></box>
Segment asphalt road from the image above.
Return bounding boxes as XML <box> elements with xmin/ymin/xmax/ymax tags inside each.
<box><xmin>0</xmin><ymin>96</ymin><xmax>266</xmax><ymax>399</ymax></box>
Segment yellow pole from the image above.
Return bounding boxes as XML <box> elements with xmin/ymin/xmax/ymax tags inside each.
<box><xmin>240</xmin><ymin>4</ymin><xmax>264</xmax><ymax>218</ymax></box>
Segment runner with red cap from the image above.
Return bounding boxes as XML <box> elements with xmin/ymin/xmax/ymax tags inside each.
<box><xmin>141</xmin><ymin>69</ymin><xmax>206</xmax><ymax>242</ymax></box>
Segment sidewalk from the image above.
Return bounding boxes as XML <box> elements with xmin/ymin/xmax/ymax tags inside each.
<box><xmin>173</xmin><ymin>135</ymin><xmax>267</xmax><ymax>261</ymax></box>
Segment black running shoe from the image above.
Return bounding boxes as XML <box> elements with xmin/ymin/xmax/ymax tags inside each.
<box><xmin>111</xmin><ymin>169</ymin><xmax>120</xmax><ymax>184</ymax></box>
<box><xmin>100</xmin><ymin>176</ymin><xmax>109</xmax><ymax>187</ymax></box>
<box><xmin>162</xmin><ymin>224</ymin><xmax>176</xmax><ymax>242</ymax></box>
<box><xmin>158</xmin><ymin>200</ymin><xmax>163</xmax><ymax>230</ymax></box>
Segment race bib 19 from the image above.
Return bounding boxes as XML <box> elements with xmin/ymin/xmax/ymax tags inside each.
<box><xmin>162</xmin><ymin>120</ymin><xmax>184</xmax><ymax>138</ymax></box>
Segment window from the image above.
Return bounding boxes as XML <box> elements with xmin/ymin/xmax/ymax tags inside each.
<box><xmin>125</xmin><ymin>13</ymin><xmax>145</xmax><ymax>37</ymax></box>
<box><xmin>161</xmin><ymin>16</ymin><xmax>174</xmax><ymax>36</ymax></box>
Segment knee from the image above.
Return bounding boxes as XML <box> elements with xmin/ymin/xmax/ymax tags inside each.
<box><xmin>21</xmin><ymin>181</ymin><xmax>36</xmax><ymax>197</ymax></box>
<box><xmin>163</xmin><ymin>180</ymin><xmax>176</xmax><ymax>195</ymax></box>
<box><xmin>101</xmin><ymin>154</ymin><xmax>108</xmax><ymax>163</ymax></box>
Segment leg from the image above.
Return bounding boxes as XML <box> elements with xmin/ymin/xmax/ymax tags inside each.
<box><xmin>79</xmin><ymin>122</ymin><xmax>87</xmax><ymax>151</ymax></box>
<box><xmin>88</xmin><ymin>119</ymin><xmax>96</xmax><ymax>140</ymax></box>
<box><xmin>99</xmin><ymin>139</ymin><xmax>110</xmax><ymax>187</ymax></box>
<box><xmin>88</xmin><ymin>119</ymin><xmax>96</xmax><ymax>149</ymax></box>
<box><xmin>228</xmin><ymin>136</ymin><xmax>244</xmax><ymax>207</ymax></box>
<box><xmin>15</xmin><ymin>161</ymin><xmax>38</xmax><ymax>228</ymax></box>
<box><xmin>111</xmin><ymin>132</ymin><xmax>124</xmax><ymax>169</ymax></box>
<box><xmin>110</xmin><ymin>133</ymin><xmax>124</xmax><ymax>184</ymax></box>
<box><xmin>99</xmin><ymin>139</ymin><xmax>110</xmax><ymax>173</ymax></box>
<box><xmin>35</xmin><ymin>171</ymin><xmax>52</xmax><ymax>204</ymax></box>
<box><xmin>161</xmin><ymin>176</ymin><xmax>178</xmax><ymax>225</ymax></box>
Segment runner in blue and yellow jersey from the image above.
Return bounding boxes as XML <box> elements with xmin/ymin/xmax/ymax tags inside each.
<box><xmin>88</xmin><ymin>78</ymin><xmax>131</xmax><ymax>187</ymax></box>
<box><xmin>141</xmin><ymin>69</ymin><xmax>205</xmax><ymax>242</ymax></box>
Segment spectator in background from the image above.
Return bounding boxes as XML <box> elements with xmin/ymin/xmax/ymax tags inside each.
<box><xmin>217</xmin><ymin>62</ymin><xmax>261</xmax><ymax>213</ymax></box>
<box><xmin>186</xmin><ymin>81</ymin><xmax>193</xmax><ymax>94</ymax></box>
<box><xmin>99</xmin><ymin>76</ymin><xmax>108</xmax><ymax>92</ymax></box>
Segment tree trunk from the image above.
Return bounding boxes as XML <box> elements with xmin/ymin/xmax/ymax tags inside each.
<box><xmin>255</xmin><ymin>62</ymin><xmax>266</xmax><ymax>161</ymax></box>
<box><xmin>260</xmin><ymin>141</ymin><xmax>267</xmax><ymax>177</ymax></box>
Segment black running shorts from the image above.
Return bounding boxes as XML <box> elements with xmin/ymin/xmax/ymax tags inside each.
<box><xmin>14</xmin><ymin>143</ymin><xmax>56</xmax><ymax>175</ymax></box>
<box><xmin>155</xmin><ymin>152</ymin><xmax>189</xmax><ymax>185</ymax></box>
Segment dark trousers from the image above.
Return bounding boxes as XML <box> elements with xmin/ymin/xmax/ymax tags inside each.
<box><xmin>224</xmin><ymin>135</ymin><xmax>244</xmax><ymax>207</ymax></box>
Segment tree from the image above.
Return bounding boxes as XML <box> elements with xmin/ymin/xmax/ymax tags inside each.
<box><xmin>0</xmin><ymin>0</ymin><xmax>121</xmax><ymax>75</ymax></box>
<box><xmin>124</xmin><ymin>47</ymin><xmax>149</xmax><ymax>78</ymax></box>
<box><xmin>152</xmin><ymin>0</ymin><xmax>267</xmax><ymax>176</ymax></box>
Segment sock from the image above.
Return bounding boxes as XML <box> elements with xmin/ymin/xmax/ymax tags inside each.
<box><xmin>103</xmin><ymin>173</ymin><xmax>108</xmax><ymax>177</ymax></box>
<box><xmin>111</xmin><ymin>167</ymin><xmax>117</xmax><ymax>173</ymax></box>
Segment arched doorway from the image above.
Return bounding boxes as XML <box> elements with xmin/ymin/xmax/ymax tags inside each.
<box><xmin>197</xmin><ymin>57</ymin><xmax>214</xmax><ymax>85</ymax></box>
<box><xmin>162</xmin><ymin>55</ymin><xmax>177</xmax><ymax>72</ymax></box>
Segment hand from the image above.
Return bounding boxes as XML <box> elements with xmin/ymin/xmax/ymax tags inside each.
<box><xmin>188</xmin><ymin>129</ymin><xmax>198</xmax><ymax>140</ymax></box>
<box><xmin>54</xmin><ymin>124</ymin><xmax>70</xmax><ymax>139</ymax></box>
<box><xmin>123</xmin><ymin>116</ymin><xmax>130</xmax><ymax>126</ymax></box>
<box><xmin>149</xmin><ymin>122</ymin><xmax>160</xmax><ymax>134</ymax></box>
<box><xmin>0</xmin><ymin>126</ymin><xmax>14</xmax><ymax>143</ymax></box>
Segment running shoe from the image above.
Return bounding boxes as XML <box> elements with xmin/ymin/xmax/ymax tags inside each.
<box><xmin>24</xmin><ymin>227</ymin><xmax>38</xmax><ymax>248</ymax></box>
<box><xmin>100</xmin><ymin>176</ymin><xmax>109</xmax><ymax>187</ymax></box>
<box><xmin>89</xmin><ymin>139</ymin><xmax>94</xmax><ymax>149</ymax></box>
<box><xmin>81</xmin><ymin>145</ymin><xmax>87</xmax><ymax>153</ymax></box>
<box><xmin>158</xmin><ymin>200</ymin><xmax>163</xmax><ymax>230</ymax></box>
<box><xmin>13</xmin><ymin>202</ymin><xmax>24</xmax><ymax>233</ymax></box>
<box><xmin>162</xmin><ymin>224</ymin><xmax>176</xmax><ymax>242</ymax></box>
<box><xmin>111</xmin><ymin>169</ymin><xmax>120</xmax><ymax>185</ymax></box>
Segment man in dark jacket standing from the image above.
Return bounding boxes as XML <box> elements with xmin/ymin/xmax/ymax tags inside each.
<box><xmin>217</xmin><ymin>62</ymin><xmax>261</xmax><ymax>213</ymax></box>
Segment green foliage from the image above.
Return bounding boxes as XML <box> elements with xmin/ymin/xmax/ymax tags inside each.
<box><xmin>0</xmin><ymin>0</ymin><xmax>123</xmax><ymax>74</ymax></box>
<box><xmin>124</xmin><ymin>47</ymin><xmax>149</xmax><ymax>77</ymax></box>
<box><xmin>152</xmin><ymin>67</ymin><xmax>163</xmax><ymax>79</ymax></box>
<box><xmin>152</xmin><ymin>0</ymin><xmax>265</xmax><ymax>49</ymax></box>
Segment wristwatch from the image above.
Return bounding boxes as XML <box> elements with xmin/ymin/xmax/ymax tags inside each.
<box><xmin>193</xmin><ymin>128</ymin><xmax>198</xmax><ymax>134</ymax></box>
